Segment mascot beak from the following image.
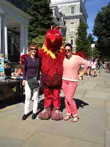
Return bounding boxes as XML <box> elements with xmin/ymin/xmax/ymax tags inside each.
<box><xmin>51</xmin><ymin>39</ymin><xmax>55</xmax><ymax>43</ymax></box>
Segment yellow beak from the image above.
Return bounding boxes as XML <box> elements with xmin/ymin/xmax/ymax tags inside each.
<box><xmin>51</xmin><ymin>39</ymin><xmax>55</xmax><ymax>43</ymax></box>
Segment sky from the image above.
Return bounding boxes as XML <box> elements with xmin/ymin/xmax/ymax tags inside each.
<box><xmin>85</xmin><ymin>0</ymin><xmax>110</xmax><ymax>35</ymax></box>
<box><xmin>51</xmin><ymin>0</ymin><xmax>110</xmax><ymax>37</ymax></box>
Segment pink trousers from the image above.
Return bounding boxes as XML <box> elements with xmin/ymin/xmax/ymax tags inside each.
<box><xmin>62</xmin><ymin>80</ymin><xmax>78</xmax><ymax>117</ymax></box>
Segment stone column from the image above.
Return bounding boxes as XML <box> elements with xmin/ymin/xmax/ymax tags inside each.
<box><xmin>3</xmin><ymin>14</ymin><xmax>8</xmax><ymax>60</ymax></box>
<box><xmin>20</xmin><ymin>23</ymin><xmax>25</xmax><ymax>55</ymax></box>
<box><xmin>24</xmin><ymin>25</ymin><xmax>28</xmax><ymax>54</ymax></box>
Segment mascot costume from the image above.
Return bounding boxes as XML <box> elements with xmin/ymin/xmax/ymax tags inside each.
<box><xmin>20</xmin><ymin>26</ymin><xmax>86</xmax><ymax>121</ymax></box>
<box><xmin>38</xmin><ymin>26</ymin><xmax>64</xmax><ymax>120</ymax></box>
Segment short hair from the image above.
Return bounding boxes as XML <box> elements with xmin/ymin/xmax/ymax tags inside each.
<box><xmin>64</xmin><ymin>43</ymin><xmax>73</xmax><ymax>50</ymax></box>
<box><xmin>29</xmin><ymin>44</ymin><xmax>38</xmax><ymax>51</ymax></box>
<box><xmin>28</xmin><ymin>44</ymin><xmax>38</xmax><ymax>58</ymax></box>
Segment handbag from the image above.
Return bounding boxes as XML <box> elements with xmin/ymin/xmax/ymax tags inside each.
<box><xmin>27</xmin><ymin>77</ymin><xmax>39</xmax><ymax>90</ymax></box>
<box><xmin>27</xmin><ymin>69</ymin><xmax>39</xmax><ymax>90</ymax></box>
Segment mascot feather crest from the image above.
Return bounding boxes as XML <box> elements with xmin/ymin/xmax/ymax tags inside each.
<box><xmin>41</xmin><ymin>26</ymin><xmax>64</xmax><ymax>59</ymax></box>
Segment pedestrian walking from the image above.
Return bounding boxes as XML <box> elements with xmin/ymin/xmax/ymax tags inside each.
<box><xmin>91</xmin><ymin>58</ymin><xmax>97</xmax><ymax>77</ymax></box>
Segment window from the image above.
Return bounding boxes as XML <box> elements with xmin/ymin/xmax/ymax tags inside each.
<box><xmin>70</xmin><ymin>39</ymin><xmax>74</xmax><ymax>46</ymax></box>
<box><xmin>70</xmin><ymin>37</ymin><xmax>74</xmax><ymax>46</ymax></box>
<box><xmin>57</xmin><ymin>17</ymin><xmax>60</xmax><ymax>21</ymax></box>
<box><xmin>70</xmin><ymin>22</ymin><xmax>75</xmax><ymax>32</ymax></box>
<box><xmin>71</xmin><ymin>7</ymin><xmax>74</xmax><ymax>14</ymax></box>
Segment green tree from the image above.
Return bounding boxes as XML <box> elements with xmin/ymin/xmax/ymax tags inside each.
<box><xmin>27</xmin><ymin>0</ymin><xmax>53</xmax><ymax>44</ymax></box>
<box><xmin>92</xmin><ymin>48</ymin><xmax>100</xmax><ymax>58</ymax></box>
<box><xmin>76</xmin><ymin>22</ymin><xmax>91</xmax><ymax>57</ymax></box>
<box><xmin>32</xmin><ymin>35</ymin><xmax>45</xmax><ymax>47</ymax></box>
<box><xmin>87</xmin><ymin>33</ymin><xmax>95</xmax><ymax>44</ymax></box>
<box><xmin>93</xmin><ymin>3</ymin><xmax>110</xmax><ymax>59</ymax></box>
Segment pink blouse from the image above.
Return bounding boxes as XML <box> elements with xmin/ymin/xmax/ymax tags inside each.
<box><xmin>62</xmin><ymin>55</ymin><xmax>90</xmax><ymax>81</ymax></box>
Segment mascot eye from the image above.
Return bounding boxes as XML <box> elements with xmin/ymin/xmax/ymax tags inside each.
<box><xmin>47</xmin><ymin>33</ymin><xmax>51</xmax><ymax>36</ymax></box>
<box><xmin>56</xmin><ymin>34</ymin><xmax>59</xmax><ymax>36</ymax></box>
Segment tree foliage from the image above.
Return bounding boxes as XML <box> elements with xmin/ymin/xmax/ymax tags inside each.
<box><xmin>75</xmin><ymin>22</ymin><xmax>91</xmax><ymax>57</ymax></box>
<box><xmin>92</xmin><ymin>48</ymin><xmax>100</xmax><ymax>58</ymax></box>
<box><xmin>93</xmin><ymin>3</ymin><xmax>110</xmax><ymax>59</ymax></box>
<box><xmin>27</xmin><ymin>0</ymin><xmax>53</xmax><ymax>44</ymax></box>
<box><xmin>32</xmin><ymin>35</ymin><xmax>45</xmax><ymax>47</ymax></box>
<box><xmin>87</xmin><ymin>33</ymin><xmax>95</xmax><ymax>44</ymax></box>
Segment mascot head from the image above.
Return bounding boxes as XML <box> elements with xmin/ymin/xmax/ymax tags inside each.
<box><xmin>44</xmin><ymin>26</ymin><xmax>63</xmax><ymax>52</ymax></box>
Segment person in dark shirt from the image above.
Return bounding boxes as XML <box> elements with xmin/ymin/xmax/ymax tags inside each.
<box><xmin>0</xmin><ymin>61</ymin><xmax>14</xmax><ymax>99</ymax></box>
<box><xmin>22</xmin><ymin>44</ymin><xmax>41</xmax><ymax>120</ymax></box>
<box><xmin>4</xmin><ymin>61</ymin><xmax>11</xmax><ymax>77</ymax></box>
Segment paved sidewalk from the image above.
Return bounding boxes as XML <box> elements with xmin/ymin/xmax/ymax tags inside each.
<box><xmin>0</xmin><ymin>69</ymin><xmax>110</xmax><ymax>147</ymax></box>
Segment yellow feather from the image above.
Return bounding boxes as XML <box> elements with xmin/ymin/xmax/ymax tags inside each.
<box><xmin>42</xmin><ymin>44</ymin><xmax>62</xmax><ymax>59</ymax></box>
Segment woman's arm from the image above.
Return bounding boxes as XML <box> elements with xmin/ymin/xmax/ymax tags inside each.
<box><xmin>23</xmin><ymin>58</ymin><xmax>27</xmax><ymax>80</ymax></box>
<box><xmin>37</xmin><ymin>58</ymin><xmax>42</xmax><ymax>80</ymax></box>
<box><xmin>22</xmin><ymin>58</ymin><xmax>27</xmax><ymax>86</ymax></box>
<box><xmin>77</xmin><ymin>56</ymin><xmax>91</xmax><ymax>76</ymax></box>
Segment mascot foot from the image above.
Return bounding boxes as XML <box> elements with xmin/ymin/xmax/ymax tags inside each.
<box><xmin>51</xmin><ymin>108</ymin><xmax>63</xmax><ymax>121</ymax></box>
<box><xmin>38</xmin><ymin>107</ymin><xmax>51</xmax><ymax>120</ymax></box>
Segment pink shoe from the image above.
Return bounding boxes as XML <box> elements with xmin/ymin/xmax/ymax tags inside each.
<box><xmin>38</xmin><ymin>107</ymin><xmax>51</xmax><ymax>120</ymax></box>
<box><xmin>51</xmin><ymin>108</ymin><xmax>63</xmax><ymax>121</ymax></box>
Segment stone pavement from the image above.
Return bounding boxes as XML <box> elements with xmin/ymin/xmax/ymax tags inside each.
<box><xmin>0</xmin><ymin>69</ymin><xmax>110</xmax><ymax>147</ymax></box>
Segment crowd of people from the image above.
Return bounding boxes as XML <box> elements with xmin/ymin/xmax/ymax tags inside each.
<box><xmin>79</xmin><ymin>58</ymin><xmax>104</xmax><ymax>80</ymax></box>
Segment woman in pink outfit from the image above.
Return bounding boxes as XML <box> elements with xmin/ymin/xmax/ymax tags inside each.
<box><xmin>62</xmin><ymin>44</ymin><xmax>90</xmax><ymax>122</ymax></box>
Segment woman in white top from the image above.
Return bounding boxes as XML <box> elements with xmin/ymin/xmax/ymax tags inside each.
<box><xmin>91</xmin><ymin>58</ymin><xmax>97</xmax><ymax>77</ymax></box>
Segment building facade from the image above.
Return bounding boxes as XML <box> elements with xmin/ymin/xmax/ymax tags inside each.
<box><xmin>0</xmin><ymin>0</ymin><xmax>31</xmax><ymax>62</ymax></box>
<box><xmin>50</xmin><ymin>5</ymin><xmax>66</xmax><ymax>37</ymax></box>
<box><xmin>51</xmin><ymin>0</ymin><xmax>88</xmax><ymax>51</ymax></box>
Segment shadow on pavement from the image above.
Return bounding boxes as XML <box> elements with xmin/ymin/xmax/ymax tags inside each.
<box><xmin>37</xmin><ymin>97</ymin><xmax>89</xmax><ymax>114</ymax></box>
<box><xmin>0</xmin><ymin>87</ymin><xmax>44</xmax><ymax>110</ymax></box>
<box><xmin>0</xmin><ymin>94</ymin><xmax>25</xmax><ymax>109</ymax></box>
<box><xmin>74</xmin><ymin>98</ymin><xmax>89</xmax><ymax>109</ymax></box>
<box><xmin>60</xmin><ymin>97</ymin><xmax>89</xmax><ymax>111</ymax></box>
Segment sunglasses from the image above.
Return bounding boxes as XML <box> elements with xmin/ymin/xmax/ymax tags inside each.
<box><xmin>65</xmin><ymin>49</ymin><xmax>71</xmax><ymax>52</ymax></box>
<box><xmin>30</xmin><ymin>48</ymin><xmax>36</xmax><ymax>51</ymax></box>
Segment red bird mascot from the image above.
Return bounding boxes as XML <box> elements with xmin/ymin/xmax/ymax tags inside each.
<box><xmin>38</xmin><ymin>26</ymin><xmax>64</xmax><ymax>120</ymax></box>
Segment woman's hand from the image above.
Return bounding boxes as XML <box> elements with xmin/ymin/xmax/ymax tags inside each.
<box><xmin>22</xmin><ymin>80</ymin><xmax>26</xmax><ymax>87</ymax></box>
<box><xmin>78</xmin><ymin>72</ymin><xmax>84</xmax><ymax>77</ymax></box>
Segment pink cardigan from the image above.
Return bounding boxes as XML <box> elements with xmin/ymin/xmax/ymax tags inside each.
<box><xmin>62</xmin><ymin>55</ymin><xmax>90</xmax><ymax>81</ymax></box>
